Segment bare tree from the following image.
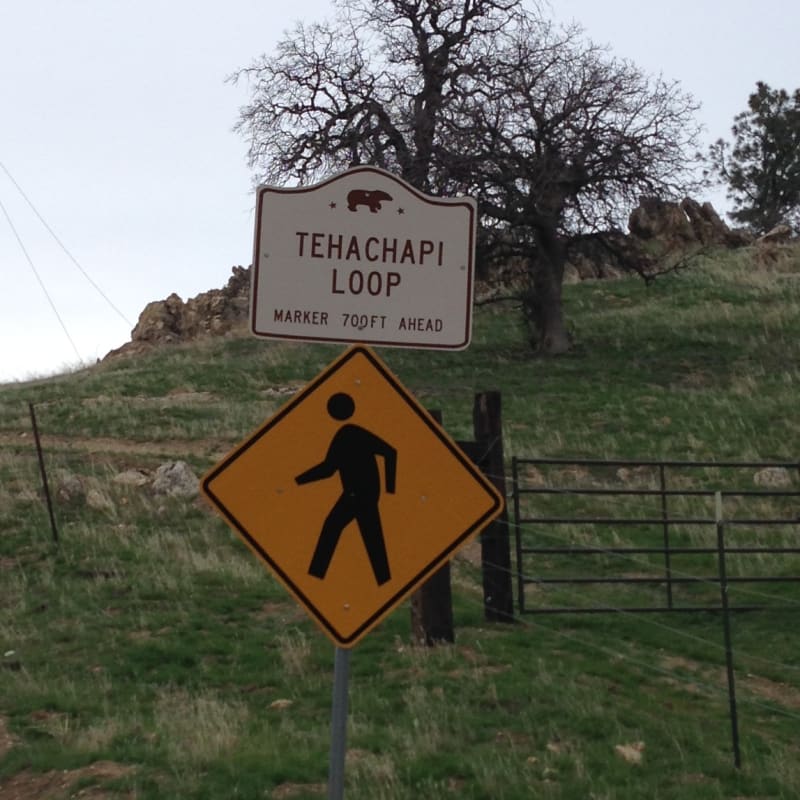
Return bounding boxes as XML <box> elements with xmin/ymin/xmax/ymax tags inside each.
<box><xmin>230</xmin><ymin>0</ymin><xmax>523</xmax><ymax>191</ymax></box>
<box><xmin>442</xmin><ymin>18</ymin><xmax>702</xmax><ymax>353</ymax></box>
<box><xmin>231</xmin><ymin>1</ymin><xmax>702</xmax><ymax>355</ymax></box>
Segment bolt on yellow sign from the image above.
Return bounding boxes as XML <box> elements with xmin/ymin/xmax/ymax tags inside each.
<box><xmin>201</xmin><ymin>345</ymin><xmax>503</xmax><ymax>648</ymax></box>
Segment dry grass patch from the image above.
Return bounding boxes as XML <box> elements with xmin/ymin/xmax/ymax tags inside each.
<box><xmin>277</xmin><ymin>629</ymin><xmax>313</xmax><ymax>677</ymax></box>
<box><xmin>396</xmin><ymin>684</ymin><xmax>451</xmax><ymax>755</ymax></box>
<box><xmin>72</xmin><ymin>717</ymin><xmax>125</xmax><ymax>754</ymax></box>
<box><xmin>80</xmin><ymin>391</ymin><xmax>218</xmax><ymax>410</ymax></box>
<box><xmin>253</xmin><ymin>600</ymin><xmax>307</xmax><ymax>625</ymax></box>
<box><xmin>153</xmin><ymin>687</ymin><xmax>249</xmax><ymax>765</ymax></box>
<box><xmin>0</xmin><ymin>714</ymin><xmax>17</xmax><ymax>758</ymax></box>
<box><xmin>137</xmin><ymin>529</ymin><xmax>265</xmax><ymax>590</ymax></box>
<box><xmin>270</xmin><ymin>782</ymin><xmax>326</xmax><ymax>798</ymax></box>
<box><xmin>346</xmin><ymin>748</ymin><xmax>398</xmax><ymax>795</ymax></box>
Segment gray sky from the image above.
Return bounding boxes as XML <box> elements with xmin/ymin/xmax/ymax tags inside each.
<box><xmin>1</xmin><ymin>1</ymin><xmax>797</xmax><ymax>383</ymax></box>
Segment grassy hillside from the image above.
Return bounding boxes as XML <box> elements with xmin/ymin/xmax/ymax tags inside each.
<box><xmin>1</xmin><ymin>246</ymin><xmax>799</xmax><ymax>799</ymax></box>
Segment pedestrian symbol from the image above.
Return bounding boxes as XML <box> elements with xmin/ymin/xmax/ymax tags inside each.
<box><xmin>201</xmin><ymin>345</ymin><xmax>504</xmax><ymax>648</ymax></box>
<box><xmin>297</xmin><ymin>392</ymin><xmax>396</xmax><ymax>586</ymax></box>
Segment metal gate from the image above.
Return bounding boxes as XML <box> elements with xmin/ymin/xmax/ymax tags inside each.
<box><xmin>510</xmin><ymin>458</ymin><xmax>800</xmax><ymax>614</ymax></box>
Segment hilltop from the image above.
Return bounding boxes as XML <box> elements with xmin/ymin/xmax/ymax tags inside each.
<box><xmin>103</xmin><ymin>196</ymin><xmax>778</xmax><ymax>364</ymax></box>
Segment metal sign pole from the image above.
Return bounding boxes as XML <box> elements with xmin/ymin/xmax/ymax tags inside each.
<box><xmin>328</xmin><ymin>646</ymin><xmax>351</xmax><ymax>799</ymax></box>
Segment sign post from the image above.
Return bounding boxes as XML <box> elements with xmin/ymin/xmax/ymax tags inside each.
<box><xmin>328</xmin><ymin>647</ymin><xmax>350</xmax><ymax>800</ymax></box>
<box><xmin>204</xmin><ymin>167</ymin><xmax>492</xmax><ymax>796</ymax></box>
<box><xmin>202</xmin><ymin>345</ymin><xmax>503</xmax><ymax>797</ymax></box>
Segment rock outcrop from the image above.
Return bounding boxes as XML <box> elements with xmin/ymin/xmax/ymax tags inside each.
<box><xmin>106</xmin><ymin>266</ymin><xmax>250</xmax><ymax>358</ymax></box>
<box><xmin>477</xmin><ymin>197</ymin><xmax>754</xmax><ymax>297</ymax></box>
<box><xmin>757</xmin><ymin>224</ymin><xmax>794</xmax><ymax>245</ymax></box>
<box><xmin>628</xmin><ymin>196</ymin><xmax>752</xmax><ymax>248</ymax></box>
<box><xmin>679</xmin><ymin>198</ymin><xmax>753</xmax><ymax>247</ymax></box>
<box><xmin>628</xmin><ymin>196</ymin><xmax>696</xmax><ymax>245</ymax></box>
<box><xmin>133</xmin><ymin>265</ymin><xmax>249</xmax><ymax>344</ymax></box>
<box><xmin>563</xmin><ymin>231</ymin><xmax>641</xmax><ymax>283</ymax></box>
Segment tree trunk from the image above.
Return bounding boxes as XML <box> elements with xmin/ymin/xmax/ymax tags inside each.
<box><xmin>529</xmin><ymin>271</ymin><xmax>570</xmax><ymax>355</ymax></box>
<box><xmin>523</xmin><ymin>224</ymin><xmax>571</xmax><ymax>355</ymax></box>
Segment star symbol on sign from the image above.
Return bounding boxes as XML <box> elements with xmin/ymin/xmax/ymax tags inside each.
<box><xmin>329</xmin><ymin>202</ymin><xmax>337</xmax><ymax>209</ymax></box>
<box><xmin>397</xmin><ymin>207</ymin><xmax>405</xmax><ymax>215</ymax></box>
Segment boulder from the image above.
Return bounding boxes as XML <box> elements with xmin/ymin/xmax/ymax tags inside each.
<box><xmin>757</xmin><ymin>225</ymin><xmax>794</xmax><ymax>245</ymax></box>
<box><xmin>679</xmin><ymin>198</ymin><xmax>749</xmax><ymax>247</ymax></box>
<box><xmin>55</xmin><ymin>471</ymin><xmax>85</xmax><ymax>504</ymax></box>
<box><xmin>86</xmin><ymin>488</ymin><xmax>114</xmax><ymax>512</ymax></box>
<box><xmin>113</xmin><ymin>468</ymin><xmax>153</xmax><ymax>487</ymax></box>
<box><xmin>628</xmin><ymin>196</ymin><xmax>695</xmax><ymax>244</ymax></box>
<box><xmin>753</xmin><ymin>467</ymin><xmax>793</xmax><ymax>489</ymax></box>
<box><xmin>151</xmin><ymin>461</ymin><xmax>199</xmax><ymax>498</ymax></box>
<box><xmin>130</xmin><ymin>292</ymin><xmax>185</xmax><ymax>345</ymax></box>
<box><xmin>725</xmin><ymin>227</ymin><xmax>756</xmax><ymax>247</ymax></box>
<box><xmin>565</xmin><ymin>231</ymin><xmax>654</xmax><ymax>280</ymax></box>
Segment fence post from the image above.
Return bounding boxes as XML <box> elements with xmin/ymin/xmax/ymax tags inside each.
<box><xmin>715</xmin><ymin>491</ymin><xmax>742</xmax><ymax>769</ymax></box>
<box><xmin>29</xmin><ymin>402</ymin><xmax>59</xmax><ymax>546</ymax></box>
<box><xmin>473</xmin><ymin>392</ymin><xmax>513</xmax><ymax>623</ymax></box>
<box><xmin>511</xmin><ymin>457</ymin><xmax>525</xmax><ymax>615</ymax></box>
<box><xmin>659</xmin><ymin>464</ymin><xmax>673</xmax><ymax>609</ymax></box>
<box><xmin>410</xmin><ymin>410</ymin><xmax>455</xmax><ymax>645</ymax></box>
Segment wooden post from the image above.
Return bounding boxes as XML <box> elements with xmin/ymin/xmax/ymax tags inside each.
<box><xmin>410</xmin><ymin>562</ymin><xmax>454</xmax><ymax>645</ymax></box>
<box><xmin>473</xmin><ymin>391</ymin><xmax>514</xmax><ymax>623</ymax></box>
<box><xmin>410</xmin><ymin>409</ymin><xmax>455</xmax><ymax>645</ymax></box>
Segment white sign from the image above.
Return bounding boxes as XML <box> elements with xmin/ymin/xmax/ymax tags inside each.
<box><xmin>250</xmin><ymin>166</ymin><xmax>477</xmax><ymax>350</ymax></box>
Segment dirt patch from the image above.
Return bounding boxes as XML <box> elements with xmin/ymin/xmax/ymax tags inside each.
<box><xmin>271</xmin><ymin>782</ymin><xmax>326</xmax><ymax>798</ymax></box>
<box><xmin>679</xmin><ymin>772</ymin><xmax>715</xmax><ymax>785</ymax></box>
<box><xmin>660</xmin><ymin>656</ymin><xmax>725</xmax><ymax>698</ymax></box>
<box><xmin>661</xmin><ymin>656</ymin><xmax>800</xmax><ymax>712</ymax></box>
<box><xmin>0</xmin><ymin>715</ymin><xmax>17</xmax><ymax>758</ymax></box>
<box><xmin>253</xmin><ymin>601</ymin><xmax>306</xmax><ymax>624</ymax></box>
<box><xmin>454</xmin><ymin>539</ymin><xmax>481</xmax><ymax>566</ymax></box>
<box><xmin>0</xmin><ymin>760</ymin><xmax>135</xmax><ymax>800</ymax></box>
<box><xmin>0</xmin><ymin>432</ymin><xmax>223</xmax><ymax>459</ymax></box>
<box><xmin>740</xmin><ymin>673</ymin><xmax>800</xmax><ymax>712</ymax></box>
<box><xmin>80</xmin><ymin>391</ymin><xmax>217</xmax><ymax>409</ymax></box>
<box><xmin>661</xmin><ymin>655</ymin><xmax>703</xmax><ymax>673</ymax></box>
<box><xmin>675</xmin><ymin>370</ymin><xmax>713</xmax><ymax>389</ymax></box>
<box><xmin>494</xmin><ymin>729</ymin><xmax>535</xmax><ymax>747</ymax></box>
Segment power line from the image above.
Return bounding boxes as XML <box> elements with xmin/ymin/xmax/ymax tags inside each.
<box><xmin>0</xmin><ymin>160</ymin><xmax>134</xmax><ymax>328</ymax></box>
<box><xmin>0</xmin><ymin>194</ymin><xmax>83</xmax><ymax>365</ymax></box>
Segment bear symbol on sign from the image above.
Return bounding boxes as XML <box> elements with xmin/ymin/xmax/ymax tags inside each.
<box><xmin>347</xmin><ymin>189</ymin><xmax>393</xmax><ymax>213</ymax></box>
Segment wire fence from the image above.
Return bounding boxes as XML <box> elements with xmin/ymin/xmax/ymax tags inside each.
<box><xmin>9</xmin><ymin>399</ymin><xmax>800</xmax><ymax>772</ymax></box>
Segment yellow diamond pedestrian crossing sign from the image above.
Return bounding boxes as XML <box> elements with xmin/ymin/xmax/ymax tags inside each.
<box><xmin>201</xmin><ymin>345</ymin><xmax>504</xmax><ymax>648</ymax></box>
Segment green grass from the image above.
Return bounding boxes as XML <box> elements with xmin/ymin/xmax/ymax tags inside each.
<box><xmin>1</xmin><ymin>245</ymin><xmax>799</xmax><ymax>798</ymax></box>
